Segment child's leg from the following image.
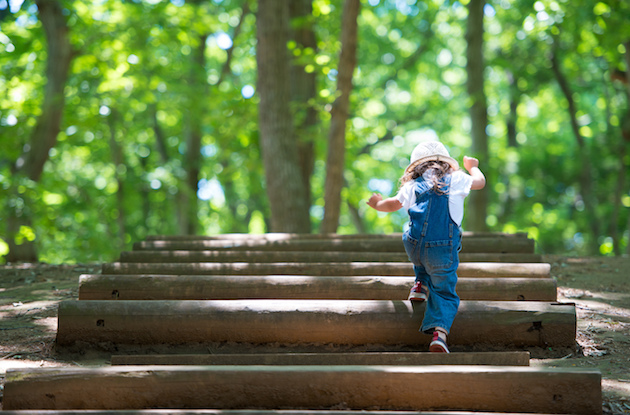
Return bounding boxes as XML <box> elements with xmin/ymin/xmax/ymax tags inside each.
<box><xmin>403</xmin><ymin>231</ymin><xmax>431</xmax><ymax>301</ymax></box>
<box><xmin>420</xmin><ymin>232</ymin><xmax>462</xmax><ymax>334</ymax></box>
<box><xmin>420</xmin><ymin>267</ymin><xmax>460</xmax><ymax>334</ymax></box>
<box><xmin>409</xmin><ymin>264</ymin><xmax>430</xmax><ymax>301</ymax></box>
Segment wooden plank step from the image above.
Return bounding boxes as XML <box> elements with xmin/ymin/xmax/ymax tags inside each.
<box><xmin>56</xmin><ymin>299</ymin><xmax>576</xmax><ymax>348</ymax></box>
<box><xmin>118</xmin><ymin>250</ymin><xmax>541</xmax><ymax>264</ymax></box>
<box><xmin>145</xmin><ymin>231</ymin><xmax>530</xmax><ymax>241</ymax></box>
<box><xmin>2</xmin><ymin>365</ymin><xmax>601</xmax><ymax>414</ymax></box>
<box><xmin>133</xmin><ymin>236</ymin><xmax>535</xmax><ymax>254</ymax></box>
<box><xmin>0</xmin><ymin>411</ymin><xmax>569</xmax><ymax>415</ymax></box>
<box><xmin>78</xmin><ymin>275</ymin><xmax>557</xmax><ymax>302</ymax></box>
<box><xmin>101</xmin><ymin>262</ymin><xmax>551</xmax><ymax>278</ymax></box>
<box><xmin>0</xmin><ymin>412</ymin><xmax>567</xmax><ymax>415</ymax></box>
<box><xmin>110</xmin><ymin>351</ymin><xmax>531</xmax><ymax>366</ymax></box>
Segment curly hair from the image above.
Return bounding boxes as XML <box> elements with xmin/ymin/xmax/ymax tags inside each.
<box><xmin>400</xmin><ymin>160</ymin><xmax>453</xmax><ymax>194</ymax></box>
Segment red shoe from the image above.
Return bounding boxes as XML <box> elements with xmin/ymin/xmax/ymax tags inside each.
<box><xmin>408</xmin><ymin>282</ymin><xmax>428</xmax><ymax>302</ymax></box>
<box><xmin>429</xmin><ymin>331</ymin><xmax>450</xmax><ymax>353</ymax></box>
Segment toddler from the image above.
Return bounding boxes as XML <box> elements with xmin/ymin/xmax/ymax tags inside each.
<box><xmin>367</xmin><ymin>140</ymin><xmax>486</xmax><ymax>353</ymax></box>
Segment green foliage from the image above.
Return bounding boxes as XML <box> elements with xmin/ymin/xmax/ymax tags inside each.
<box><xmin>1</xmin><ymin>0</ymin><xmax>629</xmax><ymax>262</ymax></box>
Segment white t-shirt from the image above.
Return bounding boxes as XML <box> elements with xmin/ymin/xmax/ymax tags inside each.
<box><xmin>395</xmin><ymin>170</ymin><xmax>474</xmax><ymax>226</ymax></box>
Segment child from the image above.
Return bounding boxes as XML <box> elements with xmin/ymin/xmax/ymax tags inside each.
<box><xmin>366</xmin><ymin>140</ymin><xmax>486</xmax><ymax>353</ymax></box>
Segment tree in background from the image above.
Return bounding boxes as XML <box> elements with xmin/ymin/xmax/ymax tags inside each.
<box><xmin>321</xmin><ymin>0</ymin><xmax>360</xmax><ymax>234</ymax></box>
<box><xmin>5</xmin><ymin>0</ymin><xmax>74</xmax><ymax>262</ymax></box>
<box><xmin>256</xmin><ymin>0</ymin><xmax>310</xmax><ymax>232</ymax></box>
<box><xmin>465</xmin><ymin>0</ymin><xmax>489</xmax><ymax>232</ymax></box>
<box><xmin>623</xmin><ymin>43</ymin><xmax>630</xmax><ymax>256</ymax></box>
<box><xmin>1</xmin><ymin>0</ymin><xmax>630</xmax><ymax>262</ymax></box>
<box><xmin>290</xmin><ymin>0</ymin><xmax>318</xmax><ymax>213</ymax></box>
<box><xmin>175</xmin><ymin>0</ymin><xmax>251</xmax><ymax>235</ymax></box>
<box><xmin>550</xmin><ymin>35</ymin><xmax>600</xmax><ymax>253</ymax></box>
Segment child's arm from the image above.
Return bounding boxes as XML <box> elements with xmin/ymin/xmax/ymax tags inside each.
<box><xmin>366</xmin><ymin>193</ymin><xmax>403</xmax><ymax>212</ymax></box>
<box><xmin>463</xmin><ymin>156</ymin><xmax>486</xmax><ymax>190</ymax></box>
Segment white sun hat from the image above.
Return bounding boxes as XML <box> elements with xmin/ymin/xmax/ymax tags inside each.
<box><xmin>405</xmin><ymin>141</ymin><xmax>459</xmax><ymax>174</ymax></box>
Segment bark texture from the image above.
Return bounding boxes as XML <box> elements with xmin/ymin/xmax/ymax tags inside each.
<box><xmin>321</xmin><ymin>0</ymin><xmax>360</xmax><ymax>234</ymax></box>
<box><xmin>290</xmin><ymin>0</ymin><xmax>318</xmax><ymax>218</ymax></box>
<box><xmin>465</xmin><ymin>0</ymin><xmax>489</xmax><ymax>232</ymax></box>
<box><xmin>256</xmin><ymin>0</ymin><xmax>310</xmax><ymax>232</ymax></box>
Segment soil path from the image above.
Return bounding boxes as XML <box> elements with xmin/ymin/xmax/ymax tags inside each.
<box><xmin>0</xmin><ymin>256</ymin><xmax>629</xmax><ymax>413</ymax></box>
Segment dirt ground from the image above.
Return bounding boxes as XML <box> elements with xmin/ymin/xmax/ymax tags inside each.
<box><xmin>0</xmin><ymin>256</ymin><xmax>629</xmax><ymax>413</ymax></box>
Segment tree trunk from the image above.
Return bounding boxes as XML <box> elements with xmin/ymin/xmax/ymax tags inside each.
<box><xmin>256</xmin><ymin>0</ymin><xmax>310</xmax><ymax>233</ymax></box>
<box><xmin>290</xmin><ymin>0</ymin><xmax>318</xmax><ymax>218</ymax></box>
<box><xmin>321</xmin><ymin>0</ymin><xmax>360</xmax><ymax>234</ymax></box>
<box><xmin>610</xmin><ymin>125</ymin><xmax>627</xmax><ymax>256</ymax></box>
<box><xmin>496</xmin><ymin>70</ymin><xmax>518</xmax><ymax>225</ymax></box>
<box><xmin>150</xmin><ymin>104</ymin><xmax>170</xmax><ymax>163</ymax></box>
<box><xmin>347</xmin><ymin>200</ymin><xmax>366</xmax><ymax>233</ymax></box>
<box><xmin>550</xmin><ymin>41</ymin><xmax>600</xmax><ymax>254</ymax></box>
<box><xmin>465</xmin><ymin>0</ymin><xmax>489</xmax><ymax>232</ymax></box>
<box><xmin>606</xmin><ymin>45</ymin><xmax>630</xmax><ymax>256</ymax></box>
<box><xmin>623</xmin><ymin>42</ymin><xmax>630</xmax><ymax>256</ymax></box>
<box><xmin>179</xmin><ymin>34</ymin><xmax>208</xmax><ymax>236</ymax></box>
<box><xmin>6</xmin><ymin>0</ymin><xmax>73</xmax><ymax>262</ymax></box>
<box><xmin>139</xmin><ymin>156</ymin><xmax>152</xmax><ymax>233</ymax></box>
<box><xmin>108</xmin><ymin>109</ymin><xmax>126</xmax><ymax>251</ymax></box>
<box><xmin>506</xmin><ymin>70</ymin><xmax>519</xmax><ymax>148</ymax></box>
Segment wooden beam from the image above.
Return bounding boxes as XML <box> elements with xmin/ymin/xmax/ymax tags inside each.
<box><xmin>145</xmin><ymin>232</ymin><xmax>529</xmax><ymax>241</ymax></box>
<box><xmin>78</xmin><ymin>275</ymin><xmax>557</xmax><ymax>302</ymax></box>
<box><xmin>101</xmin><ymin>262</ymin><xmax>551</xmax><ymax>278</ymax></box>
<box><xmin>133</xmin><ymin>236</ymin><xmax>535</xmax><ymax>254</ymax></box>
<box><xmin>110</xmin><ymin>351</ymin><xmax>531</xmax><ymax>366</ymax></box>
<box><xmin>56</xmin><ymin>299</ymin><xmax>576</xmax><ymax>348</ymax></box>
<box><xmin>0</xmin><ymin>411</ymin><xmax>571</xmax><ymax>415</ymax></box>
<box><xmin>119</xmin><ymin>250</ymin><xmax>540</xmax><ymax>263</ymax></box>
<box><xmin>3</xmin><ymin>365</ymin><xmax>601</xmax><ymax>414</ymax></box>
<box><xmin>0</xmin><ymin>411</ymin><xmax>573</xmax><ymax>415</ymax></box>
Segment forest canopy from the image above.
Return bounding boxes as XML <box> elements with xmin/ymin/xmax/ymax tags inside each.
<box><xmin>1</xmin><ymin>0</ymin><xmax>629</xmax><ymax>263</ymax></box>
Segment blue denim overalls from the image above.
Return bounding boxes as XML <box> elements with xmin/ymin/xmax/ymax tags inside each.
<box><xmin>402</xmin><ymin>174</ymin><xmax>462</xmax><ymax>334</ymax></box>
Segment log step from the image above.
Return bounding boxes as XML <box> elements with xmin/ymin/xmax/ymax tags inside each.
<box><xmin>101</xmin><ymin>262</ymin><xmax>551</xmax><ymax>278</ymax></box>
<box><xmin>145</xmin><ymin>231</ymin><xmax>529</xmax><ymax>240</ymax></box>
<box><xmin>0</xmin><ymin>412</ymin><xmax>568</xmax><ymax>415</ymax></box>
<box><xmin>133</xmin><ymin>236</ymin><xmax>535</xmax><ymax>254</ymax></box>
<box><xmin>2</xmin><ymin>365</ymin><xmax>601</xmax><ymax>414</ymax></box>
<box><xmin>56</xmin><ymin>299</ymin><xmax>576</xmax><ymax>348</ymax></box>
<box><xmin>111</xmin><ymin>351</ymin><xmax>531</xmax><ymax>366</ymax></box>
<box><xmin>119</xmin><ymin>250</ymin><xmax>541</xmax><ymax>264</ymax></box>
<box><xmin>78</xmin><ymin>275</ymin><xmax>557</xmax><ymax>302</ymax></box>
<box><xmin>0</xmin><ymin>412</ymin><xmax>572</xmax><ymax>415</ymax></box>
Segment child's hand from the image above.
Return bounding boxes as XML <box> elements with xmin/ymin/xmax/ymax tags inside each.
<box><xmin>463</xmin><ymin>156</ymin><xmax>486</xmax><ymax>190</ymax></box>
<box><xmin>463</xmin><ymin>156</ymin><xmax>479</xmax><ymax>172</ymax></box>
<box><xmin>366</xmin><ymin>193</ymin><xmax>383</xmax><ymax>209</ymax></box>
